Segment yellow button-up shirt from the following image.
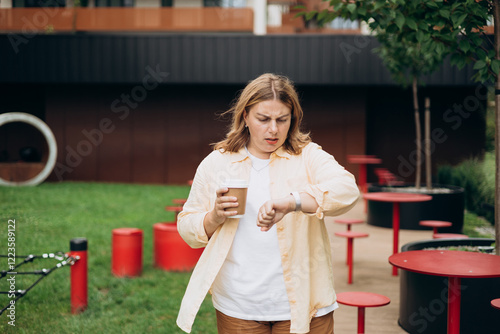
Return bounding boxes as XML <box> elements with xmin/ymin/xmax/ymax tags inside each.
<box><xmin>176</xmin><ymin>142</ymin><xmax>360</xmax><ymax>333</ymax></box>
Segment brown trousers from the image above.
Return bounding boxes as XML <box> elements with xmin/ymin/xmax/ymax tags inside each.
<box><xmin>216</xmin><ymin>310</ymin><xmax>334</xmax><ymax>334</ymax></box>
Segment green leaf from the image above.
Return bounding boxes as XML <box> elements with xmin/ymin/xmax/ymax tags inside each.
<box><xmin>491</xmin><ymin>59</ymin><xmax>500</xmax><ymax>75</ymax></box>
<box><xmin>439</xmin><ymin>9</ymin><xmax>450</xmax><ymax>19</ymax></box>
<box><xmin>317</xmin><ymin>9</ymin><xmax>330</xmax><ymax>22</ymax></box>
<box><xmin>357</xmin><ymin>6</ymin><xmax>367</xmax><ymax>16</ymax></box>
<box><xmin>427</xmin><ymin>1</ymin><xmax>439</xmax><ymax>9</ymax></box>
<box><xmin>373</xmin><ymin>1</ymin><xmax>386</xmax><ymax>11</ymax></box>
<box><xmin>346</xmin><ymin>3</ymin><xmax>356</xmax><ymax>14</ymax></box>
<box><xmin>452</xmin><ymin>13</ymin><xmax>468</xmax><ymax>28</ymax></box>
<box><xmin>305</xmin><ymin>11</ymin><xmax>317</xmax><ymax>21</ymax></box>
<box><xmin>459</xmin><ymin>39</ymin><xmax>470</xmax><ymax>53</ymax></box>
<box><xmin>406</xmin><ymin>17</ymin><xmax>418</xmax><ymax>30</ymax></box>
<box><xmin>416</xmin><ymin>30</ymin><xmax>425</xmax><ymax>42</ymax></box>
<box><xmin>473</xmin><ymin>60</ymin><xmax>487</xmax><ymax>70</ymax></box>
<box><xmin>451</xmin><ymin>53</ymin><xmax>467</xmax><ymax>69</ymax></box>
<box><xmin>418</xmin><ymin>21</ymin><xmax>429</xmax><ymax>31</ymax></box>
<box><xmin>435</xmin><ymin>42</ymin><xmax>446</xmax><ymax>56</ymax></box>
<box><xmin>395</xmin><ymin>11</ymin><xmax>405</xmax><ymax>29</ymax></box>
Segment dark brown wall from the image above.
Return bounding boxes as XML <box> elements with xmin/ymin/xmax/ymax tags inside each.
<box><xmin>2</xmin><ymin>83</ymin><xmax>485</xmax><ymax>185</ymax></box>
<box><xmin>299</xmin><ymin>86</ymin><xmax>366</xmax><ymax>177</ymax></box>
<box><xmin>45</xmin><ymin>84</ymin><xmax>234</xmax><ymax>184</ymax></box>
<box><xmin>41</xmin><ymin>84</ymin><xmax>365</xmax><ymax>184</ymax></box>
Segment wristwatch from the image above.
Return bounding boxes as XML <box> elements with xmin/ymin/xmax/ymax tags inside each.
<box><xmin>291</xmin><ymin>191</ymin><xmax>302</xmax><ymax>212</ymax></box>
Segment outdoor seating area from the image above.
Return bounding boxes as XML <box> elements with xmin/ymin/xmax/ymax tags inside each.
<box><xmin>105</xmin><ymin>187</ymin><xmax>497</xmax><ymax>333</ymax></box>
<box><xmin>1</xmin><ymin>1</ymin><xmax>499</xmax><ymax>332</ymax></box>
<box><xmin>327</xmin><ymin>198</ymin><xmax>499</xmax><ymax>334</ymax></box>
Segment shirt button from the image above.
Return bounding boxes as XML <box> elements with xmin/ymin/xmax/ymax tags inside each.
<box><xmin>282</xmin><ymin>252</ymin><xmax>288</xmax><ymax>258</ymax></box>
<box><xmin>290</xmin><ymin>300</ymin><xmax>296</xmax><ymax>304</ymax></box>
<box><xmin>277</xmin><ymin>226</ymin><xmax>284</xmax><ymax>231</ymax></box>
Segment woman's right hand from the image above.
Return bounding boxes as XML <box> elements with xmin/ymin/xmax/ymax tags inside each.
<box><xmin>203</xmin><ymin>187</ymin><xmax>239</xmax><ymax>238</ymax></box>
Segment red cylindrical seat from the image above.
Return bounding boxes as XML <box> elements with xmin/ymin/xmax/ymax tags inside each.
<box><xmin>334</xmin><ymin>218</ymin><xmax>364</xmax><ymax>231</ymax></box>
<box><xmin>491</xmin><ymin>298</ymin><xmax>500</xmax><ymax>310</ymax></box>
<box><xmin>419</xmin><ymin>220</ymin><xmax>453</xmax><ymax>235</ymax></box>
<box><xmin>336</xmin><ymin>291</ymin><xmax>391</xmax><ymax>334</ymax></box>
<box><xmin>153</xmin><ymin>222</ymin><xmax>204</xmax><ymax>272</ymax></box>
<box><xmin>112</xmin><ymin>228</ymin><xmax>143</xmax><ymax>277</ymax></box>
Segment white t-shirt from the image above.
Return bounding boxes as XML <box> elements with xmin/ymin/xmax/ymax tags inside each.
<box><xmin>212</xmin><ymin>150</ymin><xmax>337</xmax><ymax>320</ymax></box>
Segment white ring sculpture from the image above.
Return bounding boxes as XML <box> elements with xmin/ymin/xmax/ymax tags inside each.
<box><xmin>0</xmin><ymin>112</ymin><xmax>57</xmax><ymax>186</ymax></box>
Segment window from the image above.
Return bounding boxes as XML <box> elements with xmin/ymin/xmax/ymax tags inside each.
<box><xmin>95</xmin><ymin>0</ymin><xmax>135</xmax><ymax>6</ymax></box>
<box><xmin>161</xmin><ymin>0</ymin><xmax>173</xmax><ymax>6</ymax></box>
<box><xmin>204</xmin><ymin>0</ymin><xmax>245</xmax><ymax>7</ymax></box>
<box><xmin>327</xmin><ymin>17</ymin><xmax>359</xmax><ymax>30</ymax></box>
<box><xmin>14</xmin><ymin>0</ymin><xmax>66</xmax><ymax>7</ymax></box>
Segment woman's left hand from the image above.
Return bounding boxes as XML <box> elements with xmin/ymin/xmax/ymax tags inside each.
<box><xmin>257</xmin><ymin>196</ymin><xmax>295</xmax><ymax>232</ymax></box>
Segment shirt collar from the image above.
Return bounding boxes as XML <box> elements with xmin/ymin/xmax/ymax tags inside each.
<box><xmin>226</xmin><ymin>146</ymin><xmax>292</xmax><ymax>163</ymax></box>
<box><xmin>272</xmin><ymin>146</ymin><xmax>292</xmax><ymax>159</ymax></box>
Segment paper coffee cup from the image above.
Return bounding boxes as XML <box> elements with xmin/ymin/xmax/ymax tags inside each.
<box><xmin>222</xmin><ymin>179</ymin><xmax>248</xmax><ymax>218</ymax></box>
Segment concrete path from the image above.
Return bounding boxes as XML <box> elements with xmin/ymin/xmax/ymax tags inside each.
<box><xmin>326</xmin><ymin>198</ymin><xmax>431</xmax><ymax>334</ymax></box>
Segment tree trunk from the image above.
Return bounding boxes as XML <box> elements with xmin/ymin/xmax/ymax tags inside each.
<box><xmin>425</xmin><ymin>97</ymin><xmax>431</xmax><ymax>190</ymax></box>
<box><xmin>494</xmin><ymin>0</ymin><xmax>500</xmax><ymax>256</ymax></box>
<box><xmin>412</xmin><ymin>77</ymin><xmax>421</xmax><ymax>189</ymax></box>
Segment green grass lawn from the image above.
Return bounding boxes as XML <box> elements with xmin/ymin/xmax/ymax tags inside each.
<box><xmin>0</xmin><ymin>182</ymin><xmax>217</xmax><ymax>334</ymax></box>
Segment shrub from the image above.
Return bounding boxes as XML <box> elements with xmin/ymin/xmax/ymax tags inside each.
<box><xmin>437</xmin><ymin>154</ymin><xmax>494</xmax><ymax>224</ymax></box>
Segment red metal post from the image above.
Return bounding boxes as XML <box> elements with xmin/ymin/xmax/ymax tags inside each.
<box><xmin>357</xmin><ymin>306</ymin><xmax>366</xmax><ymax>334</ymax></box>
<box><xmin>70</xmin><ymin>238</ymin><xmax>87</xmax><ymax>314</ymax></box>
<box><xmin>448</xmin><ymin>276</ymin><xmax>461</xmax><ymax>334</ymax></box>
<box><xmin>392</xmin><ymin>203</ymin><xmax>400</xmax><ymax>276</ymax></box>
<box><xmin>359</xmin><ymin>163</ymin><xmax>367</xmax><ymax>193</ymax></box>
<box><xmin>347</xmin><ymin>237</ymin><xmax>353</xmax><ymax>284</ymax></box>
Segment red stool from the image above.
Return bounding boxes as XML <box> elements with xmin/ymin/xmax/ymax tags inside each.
<box><xmin>491</xmin><ymin>298</ymin><xmax>500</xmax><ymax>310</ymax></box>
<box><xmin>419</xmin><ymin>220</ymin><xmax>452</xmax><ymax>235</ymax></box>
<box><xmin>165</xmin><ymin>205</ymin><xmax>183</xmax><ymax>220</ymax></box>
<box><xmin>336</xmin><ymin>291</ymin><xmax>391</xmax><ymax>334</ymax></box>
<box><xmin>112</xmin><ymin>228</ymin><xmax>143</xmax><ymax>277</ymax></box>
<box><xmin>335</xmin><ymin>231</ymin><xmax>369</xmax><ymax>284</ymax></box>
<box><xmin>335</xmin><ymin>218</ymin><xmax>364</xmax><ymax>231</ymax></box>
<box><xmin>153</xmin><ymin>222</ymin><xmax>204</xmax><ymax>272</ymax></box>
<box><xmin>433</xmin><ymin>233</ymin><xmax>469</xmax><ymax>239</ymax></box>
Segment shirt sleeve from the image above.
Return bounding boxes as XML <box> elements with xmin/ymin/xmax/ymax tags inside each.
<box><xmin>177</xmin><ymin>155</ymin><xmax>214</xmax><ymax>248</ymax></box>
<box><xmin>302</xmin><ymin>144</ymin><xmax>360</xmax><ymax>219</ymax></box>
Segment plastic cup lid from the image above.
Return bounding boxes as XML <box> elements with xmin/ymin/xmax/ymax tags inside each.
<box><xmin>222</xmin><ymin>179</ymin><xmax>248</xmax><ymax>188</ymax></box>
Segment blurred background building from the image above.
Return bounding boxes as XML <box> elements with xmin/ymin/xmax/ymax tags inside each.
<box><xmin>0</xmin><ymin>0</ymin><xmax>487</xmax><ymax>184</ymax></box>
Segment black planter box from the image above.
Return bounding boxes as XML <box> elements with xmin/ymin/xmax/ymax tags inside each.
<box><xmin>398</xmin><ymin>238</ymin><xmax>499</xmax><ymax>334</ymax></box>
<box><xmin>367</xmin><ymin>184</ymin><xmax>464</xmax><ymax>233</ymax></box>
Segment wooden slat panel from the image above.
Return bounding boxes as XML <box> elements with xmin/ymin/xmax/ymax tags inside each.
<box><xmin>45</xmin><ymin>88</ymin><xmax>67</xmax><ymax>182</ymax></box>
<box><xmin>63</xmin><ymin>88</ymin><xmax>99</xmax><ymax>181</ymax></box>
<box><xmin>164</xmin><ymin>89</ymin><xmax>204</xmax><ymax>184</ymax></box>
<box><xmin>96</xmin><ymin>86</ymin><xmax>132</xmax><ymax>182</ymax></box>
<box><xmin>130</xmin><ymin>92</ymin><xmax>166</xmax><ymax>184</ymax></box>
<box><xmin>0</xmin><ymin>8</ymin><xmax>254</xmax><ymax>32</ymax></box>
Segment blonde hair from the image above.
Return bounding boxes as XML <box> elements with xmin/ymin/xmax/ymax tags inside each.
<box><xmin>213</xmin><ymin>73</ymin><xmax>311</xmax><ymax>154</ymax></box>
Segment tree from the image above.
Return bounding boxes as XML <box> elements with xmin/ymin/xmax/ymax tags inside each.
<box><xmin>299</xmin><ymin>0</ymin><xmax>500</xmax><ymax>254</ymax></box>
<box><xmin>374</xmin><ymin>30</ymin><xmax>446</xmax><ymax>189</ymax></box>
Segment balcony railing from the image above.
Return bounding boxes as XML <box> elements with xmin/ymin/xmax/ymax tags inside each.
<box><xmin>0</xmin><ymin>7</ymin><xmax>254</xmax><ymax>32</ymax></box>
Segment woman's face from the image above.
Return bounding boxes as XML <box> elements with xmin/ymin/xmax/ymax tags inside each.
<box><xmin>244</xmin><ymin>99</ymin><xmax>292</xmax><ymax>159</ymax></box>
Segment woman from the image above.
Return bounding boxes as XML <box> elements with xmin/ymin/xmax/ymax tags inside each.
<box><xmin>176</xmin><ymin>73</ymin><xmax>360</xmax><ymax>334</ymax></box>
